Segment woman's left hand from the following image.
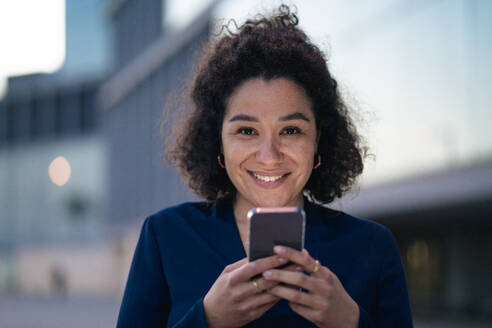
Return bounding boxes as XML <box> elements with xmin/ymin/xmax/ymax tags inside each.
<box><xmin>263</xmin><ymin>246</ymin><xmax>360</xmax><ymax>328</ymax></box>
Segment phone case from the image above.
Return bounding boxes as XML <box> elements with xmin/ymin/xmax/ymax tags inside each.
<box><xmin>247</xmin><ymin>207</ymin><xmax>306</xmax><ymax>262</ymax></box>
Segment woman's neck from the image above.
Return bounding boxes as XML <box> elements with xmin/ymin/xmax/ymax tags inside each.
<box><xmin>232</xmin><ymin>194</ymin><xmax>305</xmax><ymax>224</ymax></box>
<box><xmin>232</xmin><ymin>199</ymin><xmax>252</xmax><ymax>225</ymax></box>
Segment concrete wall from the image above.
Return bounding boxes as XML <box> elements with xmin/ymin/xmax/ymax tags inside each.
<box><xmin>103</xmin><ymin>20</ymin><xmax>209</xmax><ymax>222</ymax></box>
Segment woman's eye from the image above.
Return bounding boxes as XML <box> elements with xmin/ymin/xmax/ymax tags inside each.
<box><xmin>281</xmin><ymin>127</ymin><xmax>301</xmax><ymax>135</ymax></box>
<box><xmin>237</xmin><ymin>127</ymin><xmax>256</xmax><ymax>135</ymax></box>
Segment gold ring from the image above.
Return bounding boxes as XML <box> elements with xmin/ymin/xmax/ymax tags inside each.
<box><xmin>251</xmin><ymin>279</ymin><xmax>261</xmax><ymax>293</ymax></box>
<box><xmin>312</xmin><ymin>260</ymin><xmax>321</xmax><ymax>273</ymax></box>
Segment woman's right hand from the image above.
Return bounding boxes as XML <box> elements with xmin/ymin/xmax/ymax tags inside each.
<box><xmin>203</xmin><ymin>255</ymin><xmax>291</xmax><ymax>328</ymax></box>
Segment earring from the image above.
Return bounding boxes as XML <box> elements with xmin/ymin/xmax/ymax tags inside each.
<box><xmin>313</xmin><ymin>154</ymin><xmax>321</xmax><ymax>169</ymax></box>
<box><xmin>217</xmin><ymin>155</ymin><xmax>225</xmax><ymax>168</ymax></box>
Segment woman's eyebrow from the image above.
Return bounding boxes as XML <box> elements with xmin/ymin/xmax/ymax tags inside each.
<box><xmin>228</xmin><ymin>114</ymin><xmax>259</xmax><ymax>122</ymax></box>
<box><xmin>228</xmin><ymin>112</ymin><xmax>310</xmax><ymax>122</ymax></box>
<box><xmin>279</xmin><ymin>112</ymin><xmax>311</xmax><ymax>122</ymax></box>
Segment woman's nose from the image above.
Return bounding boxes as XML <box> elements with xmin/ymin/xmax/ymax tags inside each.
<box><xmin>256</xmin><ymin>137</ymin><xmax>283</xmax><ymax>164</ymax></box>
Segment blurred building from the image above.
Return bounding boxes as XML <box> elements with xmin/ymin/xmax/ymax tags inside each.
<box><xmin>101</xmin><ymin>0</ymin><xmax>210</xmax><ymax>224</ymax></box>
<box><xmin>0</xmin><ymin>0</ymin><xmax>214</xmax><ymax>299</ymax></box>
<box><xmin>98</xmin><ymin>0</ymin><xmax>215</xmax><ymax>296</ymax></box>
<box><xmin>0</xmin><ymin>72</ymin><xmax>104</xmax><ymax>242</ymax></box>
<box><xmin>336</xmin><ymin>161</ymin><xmax>492</xmax><ymax>320</ymax></box>
<box><xmin>0</xmin><ymin>0</ymin><xmax>112</xmax><ymax>296</ymax></box>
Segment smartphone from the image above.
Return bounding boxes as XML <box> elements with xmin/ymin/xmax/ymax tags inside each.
<box><xmin>247</xmin><ymin>207</ymin><xmax>306</xmax><ymax>262</ymax></box>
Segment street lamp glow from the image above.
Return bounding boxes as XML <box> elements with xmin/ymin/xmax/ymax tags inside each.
<box><xmin>48</xmin><ymin>156</ymin><xmax>71</xmax><ymax>186</ymax></box>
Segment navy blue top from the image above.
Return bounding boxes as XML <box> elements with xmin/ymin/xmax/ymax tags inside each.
<box><xmin>117</xmin><ymin>199</ymin><xmax>413</xmax><ymax>327</ymax></box>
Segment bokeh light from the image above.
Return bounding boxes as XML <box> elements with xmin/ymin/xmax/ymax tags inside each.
<box><xmin>48</xmin><ymin>156</ymin><xmax>71</xmax><ymax>186</ymax></box>
<box><xmin>407</xmin><ymin>239</ymin><xmax>430</xmax><ymax>270</ymax></box>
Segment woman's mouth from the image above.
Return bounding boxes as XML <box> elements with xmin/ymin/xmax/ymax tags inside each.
<box><xmin>253</xmin><ymin>173</ymin><xmax>284</xmax><ymax>182</ymax></box>
<box><xmin>248</xmin><ymin>171</ymin><xmax>290</xmax><ymax>187</ymax></box>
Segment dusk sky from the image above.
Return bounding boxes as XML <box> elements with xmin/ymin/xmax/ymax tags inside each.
<box><xmin>0</xmin><ymin>0</ymin><xmax>65</xmax><ymax>97</ymax></box>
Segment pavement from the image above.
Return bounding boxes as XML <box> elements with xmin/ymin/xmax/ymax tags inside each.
<box><xmin>0</xmin><ymin>295</ymin><xmax>490</xmax><ymax>328</ymax></box>
<box><xmin>0</xmin><ymin>295</ymin><xmax>120</xmax><ymax>328</ymax></box>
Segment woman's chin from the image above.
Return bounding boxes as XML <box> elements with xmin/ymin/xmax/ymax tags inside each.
<box><xmin>251</xmin><ymin>194</ymin><xmax>303</xmax><ymax>209</ymax></box>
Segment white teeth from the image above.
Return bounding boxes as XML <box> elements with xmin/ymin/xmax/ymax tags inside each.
<box><xmin>253</xmin><ymin>173</ymin><xmax>284</xmax><ymax>182</ymax></box>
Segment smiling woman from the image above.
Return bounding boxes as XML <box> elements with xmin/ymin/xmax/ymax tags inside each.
<box><xmin>117</xmin><ymin>5</ymin><xmax>413</xmax><ymax>328</ymax></box>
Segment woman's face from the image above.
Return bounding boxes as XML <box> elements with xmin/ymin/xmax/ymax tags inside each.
<box><xmin>221</xmin><ymin>78</ymin><xmax>318</xmax><ymax>210</ymax></box>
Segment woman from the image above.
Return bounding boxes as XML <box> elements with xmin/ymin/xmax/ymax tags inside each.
<box><xmin>117</xmin><ymin>6</ymin><xmax>413</xmax><ymax>328</ymax></box>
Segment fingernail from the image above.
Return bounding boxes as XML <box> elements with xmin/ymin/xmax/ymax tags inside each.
<box><xmin>274</xmin><ymin>246</ymin><xmax>285</xmax><ymax>254</ymax></box>
<box><xmin>295</xmin><ymin>266</ymin><xmax>303</xmax><ymax>272</ymax></box>
<box><xmin>278</xmin><ymin>256</ymin><xmax>286</xmax><ymax>263</ymax></box>
<box><xmin>264</xmin><ymin>270</ymin><xmax>272</xmax><ymax>277</ymax></box>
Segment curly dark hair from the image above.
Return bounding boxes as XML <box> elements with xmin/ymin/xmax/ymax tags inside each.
<box><xmin>166</xmin><ymin>5</ymin><xmax>365</xmax><ymax>204</ymax></box>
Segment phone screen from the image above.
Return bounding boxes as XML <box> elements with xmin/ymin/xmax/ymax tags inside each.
<box><xmin>247</xmin><ymin>207</ymin><xmax>305</xmax><ymax>262</ymax></box>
